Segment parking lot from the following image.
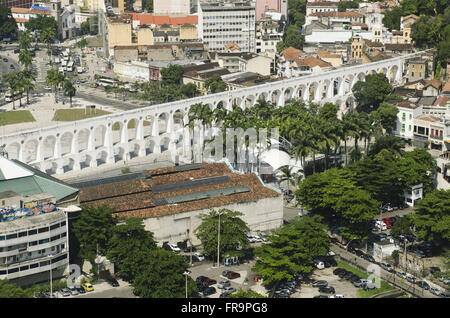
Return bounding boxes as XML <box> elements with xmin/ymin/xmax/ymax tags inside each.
<box><xmin>295</xmin><ymin>267</ymin><xmax>359</xmax><ymax>298</ymax></box>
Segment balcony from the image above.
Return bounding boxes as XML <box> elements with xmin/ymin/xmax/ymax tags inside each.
<box><xmin>430</xmin><ymin>134</ymin><xmax>443</xmax><ymax>140</ymax></box>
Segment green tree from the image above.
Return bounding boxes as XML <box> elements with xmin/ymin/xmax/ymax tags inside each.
<box><xmin>18</xmin><ymin>50</ymin><xmax>33</xmax><ymax>70</ymax></box>
<box><xmin>180</xmin><ymin>82</ymin><xmax>198</xmax><ymax>98</ymax></box>
<box><xmin>63</xmin><ymin>79</ymin><xmax>77</xmax><ymax>107</ymax></box>
<box><xmin>204</xmin><ymin>74</ymin><xmax>227</xmax><ymax>94</ymax></box>
<box><xmin>194</xmin><ymin>209</ymin><xmax>250</xmax><ymax>261</ymax></box>
<box><xmin>144</xmin><ymin>0</ymin><xmax>153</xmax><ymax>12</ymax></box>
<box><xmin>369</xmin><ymin>135</ymin><xmax>406</xmax><ymax>158</ymax></box>
<box><xmin>390</xmin><ymin>215</ymin><xmax>414</xmax><ymax>241</ymax></box>
<box><xmin>283</xmin><ymin>25</ymin><xmax>305</xmax><ymax>50</ymax></box>
<box><xmin>71</xmin><ymin>205</ymin><xmax>117</xmax><ymax>265</ymax></box>
<box><xmin>106</xmin><ymin>218</ymin><xmax>157</xmax><ymax>281</ymax></box>
<box><xmin>253</xmin><ymin>216</ymin><xmax>330</xmax><ymax>289</ymax></box>
<box><xmin>382</xmin><ymin>7</ymin><xmax>403</xmax><ymax>30</ymax></box>
<box><xmin>352</xmin><ymin>73</ymin><xmax>393</xmax><ymax>112</ymax></box>
<box><xmin>132</xmin><ymin>248</ymin><xmax>197</xmax><ymax>298</ymax></box>
<box><xmin>338</xmin><ymin>0</ymin><xmax>360</xmax><ymax>12</ymax></box>
<box><xmin>371</xmin><ymin>102</ymin><xmax>399</xmax><ymax>134</ymax></box>
<box><xmin>160</xmin><ymin>64</ymin><xmax>184</xmax><ymax>86</ymax></box>
<box><xmin>412</xmin><ymin>189</ymin><xmax>450</xmax><ymax>243</ymax></box>
<box><xmin>46</xmin><ymin>68</ymin><xmax>65</xmax><ymax>103</ymax></box>
<box><xmin>0</xmin><ymin>5</ymin><xmax>18</xmax><ymax>38</ymax></box>
<box><xmin>0</xmin><ymin>279</ymin><xmax>31</xmax><ymax>298</ymax></box>
<box><xmin>25</xmin><ymin>15</ymin><xmax>57</xmax><ymax>33</ymax></box>
<box><xmin>226</xmin><ymin>288</ymin><xmax>267</xmax><ymax>298</ymax></box>
<box><xmin>40</xmin><ymin>27</ymin><xmax>56</xmax><ymax>50</ymax></box>
<box><xmin>18</xmin><ymin>70</ymin><xmax>35</xmax><ymax>105</ymax></box>
<box><xmin>411</xmin><ymin>15</ymin><xmax>441</xmax><ymax>49</ymax></box>
<box><xmin>3</xmin><ymin>72</ymin><xmax>19</xmax><ymax>110</ymax></box>
<box><xmin>18</xmin><ymin>30</ymin><xmax>31</xmax><ymax>50</ymax></box>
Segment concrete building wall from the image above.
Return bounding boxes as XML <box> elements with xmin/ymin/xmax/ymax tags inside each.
<box><xmin>108</xmin><ymin>23</ymin><xmax>132</xmax><ymax>52</ymax></box>
<box><xmin>137</xmin><ymin>28</ymin><xmax>154</xmax><ymax>46</ymax></box>
<box><xmin>179</xmin><ymin>24</ymin><xmax>198</xmax><ymax>40</ymax></box>
<box><xmin>153</xmin><ymin>0</ymin><xmax>190</xmax><ymax>15</ymax></box>
<box><xmin>143</xmin><ymin>196</ymin><xmax>283</xmax><ymax>246</ymax></box>
<box><xmin>256</xmin><ymin>0</ymin><xmax>280</xmax><ymax>20</ymax></box>
<box><xmin>246</xmin><ymin>55</ymin><xmax>272</xmax><ymax>76</ymax></box>
<box><xmin>114</xmin><ymin>48</ymin><xmax>139</xmax><ymax>62</ymax></box>
<box><xmin>114</xmin><ymin>61</ymin><xmax>150</xmax><ymax>81</ymax></box>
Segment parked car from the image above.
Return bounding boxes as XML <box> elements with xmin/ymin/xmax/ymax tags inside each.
<box><xmin>68</xmin><ymin>287</ymin><xmax>79</xmax><ymax>296</ymax></box>
<box><xmin>193</xmin><ymin>252</ymin><xmax>205</xmax><ymax>261</ymax></box>
<box><xmin>363</xmin><ymin>254</ymin><xmax>376</xmax><ymax>263</ymax></box>
<box><xmin>75</xmin><ymin>286</ymin><xmax>86</xmax><ymax>294</ymax></box>
<box><xmin>396</xmin><ymin>271</ymin><xmax>407</xmax><ymax>279</ymax></box>
<box><xmin>343</xmin><ymin>271</ymin><xmax>354</xmax><ymax>280</ymax></box>
<box><xmin>416</xmin><ymin>281</ymin><xmax>430</xmax><ymax>290</ymax></box>
<box><xmin>202</xmin><ymin>278</ymin><xmax>217</xmax><ymax>287</ymax></box>
<box><xmin>440</xmin><ymin>290</ymin><xmax>450</xmax><ymax>298</ymax></box>
<box><xmin>355</xmin><ymin>250</ymin><xmax>365</xmax><ymax>257</ymax></box>
<box><xmin>9</xmin><ymin>64</ymin><xmax>14</xmax><ymax>69</ymax></box>
<box><xmin>107</xmin><ymin>277</ymin><xmax>119</xmax><ymax>287</ymax></box>
<box><xmin>429</xmin><ymin>266</ymin><xmax>441</xmax><ymax>274</ymax></box>
<box><xmin>350</xmin><ymin>275</ymin><xmax>361</xmax><ymax>284</ymax></box>
<box><xmin>333</xmin><ymin>268</ymin><xmax>345</xmax><ymax>276</ymax></box>
<box><xmin>314</xmin><ymin>259</ymin><xmax>325</xmax><ymax>269</ymax></box>
<box><xmin>59</xmin><ymin>288</ymin><xmax>71</xmax><ymax>297</ymax></box>
<box><xmin>223</xmin><ymin>286</ymin><xmax>236</xmax><ymax>294</ymax></box>
<box><xmin>313</xmin><ymin>295</ymin><xmax>329</xmax><ymax>298</ymax></box>
<box><xmin>203</xmin><ymin>286</ymin><xmax>216</xmax><ymax>296</ymax></box>
<box><xmin>196</xmin><ymin>276</ymin><xmax>208</xmax><ymax>284</ymax></box>
<box><xmin>338</xmin><ymin>270</ymin><xmax>349</xmax><ymax>279</ymax></box>
<box><xmin>362</xmin><ymin>282</ymin><xmax>377</xmax><ymax>290</ymax></box>
<box><xmin>217</xmin><ymin>280</ymin><xmax>230</xmax><ymax>289</ymax></box>
<box><xmin>312</xmin><ymin>280</ymin><xmax>328</xmax><ymax>288</ymax></box>
<box><xmin>329</xmin><ymin>294</ymin><xmax>344</xmax><ymax>298</ymax></box>
<box><xmin>168</xmin><ymin>244</ymin><xmax>181</xmax><ymax>252</ymax></box>
<box><xmin>380</xmin><ymin>262</ymin><xmax>393</xmax><ymax>272</ymax></box>
<box><xmin>405</xmin><ymin>274</ymin><xmax>416</xmax><ymax>283</ymax></box>
<box><xmin>319</xmin><ymin>286</ymin><xmax>335</xmax><ymax>294</ymax></box>
<box><xmin>429</xmin><ymin>287</ymin><xmax>441</xmax><ymax>296</ymax></box>
<box><xmin>353</xmin><ymin>279</ymin><xmax>369</xmax><ymax>288</ymax></box>
<box><xmin>81</xmin><ymin>283</ymin><xmax>94</xmax><ymax>292</ymax></box>
<box><xmin>2</xmin><ymin>57</ymin><xmax>7</xmax><ymax>62</ymax></box>
<box><xmin>226</xmin><ymin>271</ymin><xmax>241</xmax><ymax>280</ymax></box>
<box><xmin>221</xmin><ymin>270</ymin><xmax>230</xmax><ymax>277</ymax></box>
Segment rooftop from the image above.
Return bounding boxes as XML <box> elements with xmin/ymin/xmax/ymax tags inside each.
<box><xmin>79</xmin><ymin>162</ymin><xmax>280</xmax><ymax>220</ymax></box>
<box><xmin>309</xmin><ymin>11</ymin><xmax>364</xmax><ymax>18</ymax></box>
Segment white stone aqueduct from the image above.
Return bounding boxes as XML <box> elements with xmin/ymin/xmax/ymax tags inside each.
<box><xmin>1</xmin><ymin>52</ymin><xmax>426</xmax><ymax>175</ymax></box>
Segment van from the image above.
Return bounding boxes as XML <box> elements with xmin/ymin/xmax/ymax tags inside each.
<box><xmin>314</xmin><ymin>259</ymin><xmax>325</xmax><ymax>269</ymax></box>
<box><xmin>375</xmin><ymin>220</ymin><xmax>387</xmax><ymax>231</ymax></box>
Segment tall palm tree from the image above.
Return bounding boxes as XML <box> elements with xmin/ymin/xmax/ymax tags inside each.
<box><xmin>19</xmin><ymin>30</ymin><xmax>31</xmax><ymax>50</ymax></box>
<box><xmin>63</xmin><ymin>79</ymin><xmax>76</xmax><ymax>107</ymax></box>
<box><xmin>18</xmin><ymin>70</ymin><xmax>35</xmax><ymax>105</ymax></box>
<box><xmin>40</xmin><ymin>27</ymin><xmax>55</xmax><ymax>50</ymax></box>
<box><xmin>18</xmin><ymin>50</ymin><xmax>33</xmax><ymax>70</ymax></box>
<box><xmin>277</xmin><ymin>165</ymin><xmax>298</xmax><ymax>195</ymax></box>
<box><xmin>46</xmin><ymin>69</ymin><xmax>65</xmax><ymax>103</ymax></box>
<box><xmin>4</xmin><ymin>73</ymin><xmax>18</xmax><ymax>110</ymax></box>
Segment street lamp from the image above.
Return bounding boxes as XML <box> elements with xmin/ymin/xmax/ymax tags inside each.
<box><xmin>183</xmin><ymin>271</ymin><xmax>190</xmax><ymax>299</ymax></box>
<box><xmin>217</xmin><ymin>211</ymin><xmax>223</xmax><ymax>269</ymax></box>
<box><xmin>48</xmin><ymin>253</ymin><xmax>55</xmax><ymax>298</ymax></box>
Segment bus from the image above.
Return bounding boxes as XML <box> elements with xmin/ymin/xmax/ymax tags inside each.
<box><xmin>67</xmin><ymin>61</ymin><xmax>74</xmax><ymax>72</ymax></box>
<box><xmin>97</xmin><ymin>78</ymin><xmax>116</xmax><ymax>87</ymax></box>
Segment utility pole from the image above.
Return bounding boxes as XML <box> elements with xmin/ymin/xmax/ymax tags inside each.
<box><xmin>217</xmin><ymin>211</ymin><xmax>221</xmax><ymax>268</ymax></box>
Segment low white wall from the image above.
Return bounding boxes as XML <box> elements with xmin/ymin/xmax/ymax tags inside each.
<box><xmin>143</xmin><ymin>196</ymin><xmax>283</xmax><ymax>246</ymax></box>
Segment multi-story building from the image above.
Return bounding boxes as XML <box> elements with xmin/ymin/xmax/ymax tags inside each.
<box><xmin>1</xmin><ymin>0</ymin><xmax>33</xmax><ymax>8</ymax></box>
<box><xmin>406</xmin><ymin>58</ymin><xmax>428</xmax><ymax>82</ymax></box>
<box><xmin>255</xmin><ymin>0</ymin><xmax>288</xmax><ymax>21</ymax></box>
<box><xmin>351</xmin><ymin>35</ymin><xmax>363</xmax><ymax>60</ymax></box>
<box><xmin>0</xmin><ymin>156</ymin><xmax>79</xmax><ymax>287</ymax></box>
<box><xmin>305</xmin><ymin>1</ymin><xmax>338</xmax><ymax>16</ymax></box>
<box><xmin>198</xmin><ymin>0</ymin><xmax>256</xmax><ymax>53</ymax></box>
<box><xmin>214</xmin><ymin>52</ymin><xmax>272</xmax><ymax>76</ymax></box>
<box><xmin>11</xmin><ymin>7</ymin><xmax>53</xmax><ymax>32</ymax></box>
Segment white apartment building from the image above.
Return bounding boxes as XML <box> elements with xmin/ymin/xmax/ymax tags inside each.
<box><xmin>153</xmin><ymin>0</ymin><xmax>190</xmax><ymax>15</ymax></box>
<box><xmin>198</xmin><ymin>0</ymin><xmax>256</xmax><ymax>53</ymax></box>
<box><xmin>393</xmin><ymin>100</ymin><xmax>422</xmax><ymax>140</ymax></box>
<box><xmin>305</xmin><ymin>1</ymin><xmax>338</xmax><ymax>16</ymax></box>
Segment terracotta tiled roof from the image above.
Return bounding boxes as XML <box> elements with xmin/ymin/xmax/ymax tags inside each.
<box><xmin>309</xmin><ymin>11</ymin><xmax>364</xmax><ymax>18</ymax></box>
<box><xmin>11</xmin><ymin>7</ymin><xmax>51</xmax><ymax>15</ymax></box>
<box><xmin>295</xmin><ymin>56</ymin><xmax>332</xmax><ymax>68</ymax></box>
<box><xmin>129</xmin><ymin>12</ymin><xmax>198</xmax><ymax>26</ymax></box>
<box><xmin>11</xmin><ymin>7</ymin><xmax>30</xmax><ymax>14</ymax></box>
<box><xmin>424</xmin><ymin>79</ymin><xmax>443</xmax><ymax>90</ymax></box>
<box><xmin>402</xmin><ymin>14</ymin><xmax>419</xmax><ymax>21</ymax></box>
<box><xmin>433</xmin><ymin>96</ymin><xmax>450</xmax><ymax>107</ymax></box>
<box><xmin>365</xmin><ymin>41</ymin><xmax>384</xmax><ymax>47</ymax></box>
<box><xmin>394</xmin><ymin>100</ymin><xmax>419</xmax><ymax>109</ymax></box>
<box><xmin>281</xmin><ymin>46</ymin><xmax>305</xmax><ymax>61</ymax></box>
<box><xmin>442</xmin><ymin>81</ymin><xmax>450</xmax><ymax>93</ymax></box>
<box><xmin>316</xmin><ymin>50</ymin><xmax>341</xmax><ymax>59</ymax></box>
<box><xmin>79</xmin><ymin>163</ymin><xmax>280</xmax><ymax>220</ymax></box>
<box><xmin>350</xmin><ymin>22</ymin><xmax>368</xmax><ymax>28</ymax></box>
<box><xmin>384</xmin><ymin>43</ymin><xmax>414</xmax><ymax>51</ymax></box>
<box><xmin>392</xmin><ymin>30</ymin><xmax>403</xmax><ymax>35</ymax></box>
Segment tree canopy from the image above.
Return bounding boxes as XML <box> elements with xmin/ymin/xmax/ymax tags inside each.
<box><xmin>352</xmin><ymin>73</ymin><xmax>393</xmax><ymax>112</ymax></box>
<box><xmin>0</xmin><ymin>5</ymin><xmax>18</xmax><ymax>38</ymax></box>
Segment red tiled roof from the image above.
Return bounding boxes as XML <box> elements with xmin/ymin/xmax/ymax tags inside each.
<box><xmin>128</xmin><ymin>12</ymin><xmax>198</xmax><ymax>26</ymax></box>
<box><xmin>281</xmin><ymin>46</ymin><xmax>305</xmax><ymax>61</ymax></box>
<box><xmin>424</xmin><ymin>79</ymin><xmax>443</xmax><ymax>89</ymax></box>
<box><xmin>11</xmin><ymin>7</ymin><xmax>51</xmax><ymax>15</ymax></box>
<box><xmin>442</xmin><ymin>81</ymin><xmax>450</xmax><ymax>93</ymax></box>
<box><xmin>433</xmin><ymin>96</ymin><xmax>450</xmax><ymax>107</ymax></box>
<box><xmin>79</xmin><ymin>163</ymin><xmax>280</xmax><ymax>220</ymax></box>
<box><xmin>295</xmin><ymin>56</ymin><xmax>332</xmax><ymax>68</ymax></box>
<box><xmin>14</xmin><ymin>18</ymin><xmax>29</xmax><ymax>23</ymax></box>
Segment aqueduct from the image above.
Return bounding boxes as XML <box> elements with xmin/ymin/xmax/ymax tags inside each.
<box><xmin>1</xmin><ymin>52</ymin><xmax>427</xmax><ymax>175</ymax></box>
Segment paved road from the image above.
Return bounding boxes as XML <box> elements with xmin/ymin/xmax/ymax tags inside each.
<box><xmin>331</xmin><ymin>244</ymin><xmax>439</xmax><ymax>298</ymax></box>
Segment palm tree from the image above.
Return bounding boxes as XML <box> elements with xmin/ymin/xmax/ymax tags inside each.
<box><xmin>63</xmin><ymin>79</ymin><xmax>76</xmax><ymax>107</ymax></box>
<box><xmin>18</xmin><ymin>50</ymin><xmax>33</xmax><ymax>70</ymax></box>
<box><xmin>4</xmin><ymin>73</ymin><xmax>19</xmax><ymax>110</ymax></box>
<box><xmin>19</xmin><ymin>30</ymin><xmax>31</xmax><ymax>50</ymax></box>
<box><xmin>19</xmin><ymin>70</ymin><xmax>35</xmax><ymax>105</ymax></box>
<box><xmin>277</xmin><ymin>165</ymin><xmax>298</xmax><ymax>197</ymax></box>
<box><xmin>46</xmin><ymin>69</ymin><xmax>65</xmax><ymax>103</ymax></box>
<box><xmin>40</xmin><ymin>27</ymin><xmax>55</xmax><ymax>51</ymax></box>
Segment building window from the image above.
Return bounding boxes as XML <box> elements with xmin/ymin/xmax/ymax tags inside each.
<box><xmin>402</xmin><ymin>124</ymin><xmax>405</xmax><ymax>132</ymax></box>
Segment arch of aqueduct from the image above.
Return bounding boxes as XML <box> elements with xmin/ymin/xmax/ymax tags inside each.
<box><xmin>1</xmin><ymin>52</ymin><xmax>426</xmax><ymax>175</ymax></box>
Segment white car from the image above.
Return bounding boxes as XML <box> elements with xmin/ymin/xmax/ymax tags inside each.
<box><xmin>217</xmin><ymin>280</ymin><xmax>230</xmax><ymax>289</ymax></box>
<box><xmin>194</xmin><ymin>252</ymin><xmax>205</xmax><ymax>261</ymax></box>
<box><xmin>44</xmin><ymin>86</ymin><xmax>52</xmax><ymax>91</ymax></box>
<box><xmin>247</xmin><ymin>235</ymin><xmax>256</xmax><ymax>243</ymax></box>
<box><xmin>252</xmin><ymin>235</ymin><xmax>262</xmax><ymax>242</ymax></box>
<box><xmin>169</xmin><ymin>244</ymin><xmax>181</xmax><ymax>252</ymax></box>
<box><xmin>329</xmin><ymin>294</ymin><xmax>344</xmax><ymax>298</ymax></box>
<box><xmin>380</xmin><ymin>262</ymin><xmax>393</xmax><ymax>272</ymax></box>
